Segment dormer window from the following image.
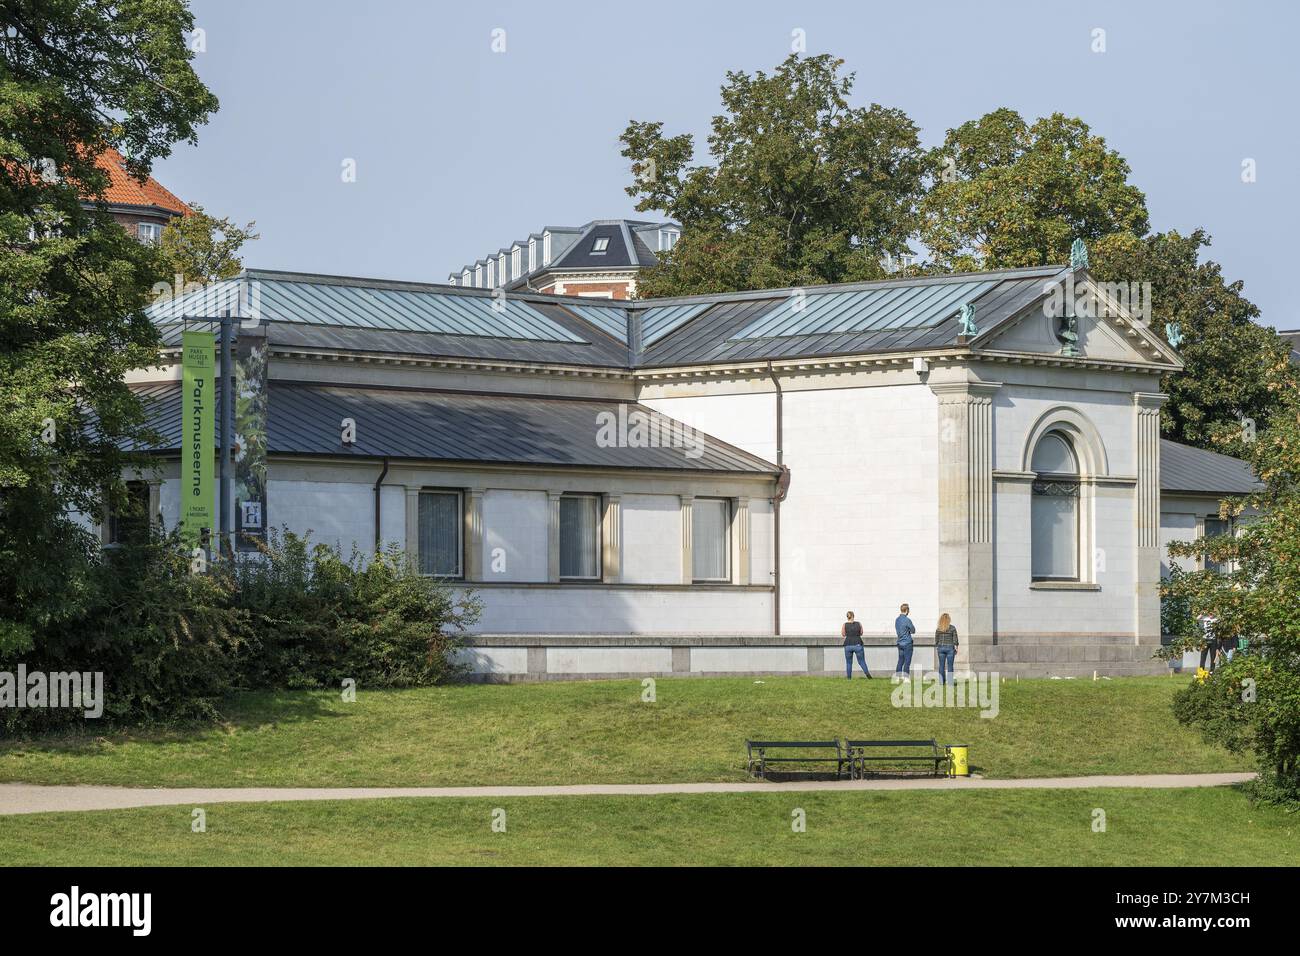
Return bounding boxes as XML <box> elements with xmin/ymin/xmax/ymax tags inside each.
<box><xmin>591</xmin><ymin>237</ymin><xmax>610</xmax><ymax>255</ymax></box>
<box><xmin>659</xmin><ymin>229</ymin><xmax>679</xmax><ymax>252</ymax></box>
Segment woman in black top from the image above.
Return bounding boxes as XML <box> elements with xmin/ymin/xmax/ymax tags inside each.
<box><xmin>842</xmin><ymin>611</ymin><xmax>871</xmax><ymax>679</ymax></box>
<box><xmin>935</xmin><ymin>613</ymin><xmax>959</xmax><ymax>685</ymax></box>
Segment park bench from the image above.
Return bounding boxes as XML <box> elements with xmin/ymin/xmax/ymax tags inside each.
<box><xmin>746</xmin><ymin>740</ymin><xmax>847</xmax><ymax>779</ymax></box>
<box><xmin>845</xmin><ymin>739</ymin><xmax>947</xmax><ymax>778</ymax></box>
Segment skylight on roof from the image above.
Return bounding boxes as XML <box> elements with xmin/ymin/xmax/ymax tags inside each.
<box><xmin>591</xmin><ymin>237</ymin><xmax>610</xmax><ymax>254</ymax></box>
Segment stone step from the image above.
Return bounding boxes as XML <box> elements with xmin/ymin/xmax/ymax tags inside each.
<box><xmin>989</xmin><ymin>633</ymin><xmax>1150</xmax><ymax>646</ymax></box>
<box><xmin>978</xmin><ymin>661</ymin><xmax>1170</xmax><ymax>678</ymax></box>
<box><xmin>969</xmin><ymin>644</ymin><xmax>1163</xmax><ymax>665</ymax></box>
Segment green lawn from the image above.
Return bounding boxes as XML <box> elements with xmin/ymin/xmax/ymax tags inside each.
<box><xmin>0</xmin><ymin>786</ymin><xmax>1292</xmax><ymax>866</ymax></box>
<box><xmin>0</xmin><ymin>676</ymin><xmax>1249</xmax><ymax>787</ymax></box>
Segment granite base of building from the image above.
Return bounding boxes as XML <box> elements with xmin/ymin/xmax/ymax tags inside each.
<box><xmin>458</xmin><ymin>634</ymin><xmax>1171</xmax><ymax>682</ymax></box>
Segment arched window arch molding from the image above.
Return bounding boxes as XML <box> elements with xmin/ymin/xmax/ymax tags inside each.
<box><xmin>1019</xmin><ymin>406</ymin><xmax>1110</xmax><ymax>479</ymax></box>
<box><xmin>1021</xmin><ymin>407</ymin><xmax>1107</xmax><ymax>586</ymax></box>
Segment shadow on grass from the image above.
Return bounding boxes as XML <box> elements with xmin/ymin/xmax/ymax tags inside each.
<box><xmin>0</xmin><ymin>687</ymin><xmax>345</xmax><ymax>758</ymax></box>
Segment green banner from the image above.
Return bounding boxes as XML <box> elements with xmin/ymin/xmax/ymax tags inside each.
<box><xmin>181</xmin><ymin>330</ymin><xmax>215</xmax><ymax>545</ymax></box>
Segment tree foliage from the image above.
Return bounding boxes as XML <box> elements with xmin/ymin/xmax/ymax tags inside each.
<box><xmin>158</xmin><ymin>202</ymin><xmax>257</xmax><ymax>283</ymax></box>
<box><xmin>918</xmin><ymin>108</ymin><xmax>1149</xmax><ymax>270</ymax></box>
<box><xmin>0</xmin><ymin>0</ymin><xmax>216</xmax><ymax>648</ymax></box>
<box><xmin>621</xmin><ymin>54</ymin><xmax>932</xmax><ymax>296</ymax></box>
<box><xmin>1093</xmin><ymin>230</ymin><xmax>1296</xmax><ymax>457</ymax></box>
<box><xmin>1161</xmin><ymin>386</ymin><xmax>1300</xmax><ymax>803</ymax></box>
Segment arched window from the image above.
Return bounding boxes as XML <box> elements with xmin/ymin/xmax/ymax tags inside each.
<box><xmin>1031</xmin><ymin>432</ymin><xmax>1080</xmax><ymax>580</ymax></box>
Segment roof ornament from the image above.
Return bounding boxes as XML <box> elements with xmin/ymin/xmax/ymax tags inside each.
<box><xmin>1165</xmin><ymin>322</ymin><xmax>1184</xmax><ymax>349</ymax></box>
<box><xmin>1070</xmin><ymin>238</ymin><xmax>1089</xmax><ymax>270</ymax></box>
<box><xmin>957</xmin><ymin>302</ymin><xmax>978</xmax><ymax>338</ymax></box>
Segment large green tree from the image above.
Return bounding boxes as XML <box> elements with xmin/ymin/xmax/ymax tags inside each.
<box><xmin>620</xmin><ymin>54</ymin><xmax>932</xmax><ymax>296</ymax></box>
<box><xmin>1092</xmin><ymin>230</ymin><xmax>1295</xmax><ymax>457</ymax></box>
<box><xmin>1161</xmin><ymin>380</ymin><xmax>1300</xmax><ymax>804</ymax></box>
<box><xmin>920</xmin><ymin>106</ymin><xmax>1295</xmax><ymax>453</ymax></box>
<box><xmin>0</xmin><ymin>0</ymin><xmax>216</xmax><ymax>652</ymax></box>
<box><xmin>919</xmin><ymin>108</ymin><xmax>1149</xmax><ymax>270</ymax></box>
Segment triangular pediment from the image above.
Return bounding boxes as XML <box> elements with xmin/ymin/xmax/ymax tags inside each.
<box><xmin>974</xmin><ymin>273</ymin><xmax>1182</xmax><ymax>368</ymax></box>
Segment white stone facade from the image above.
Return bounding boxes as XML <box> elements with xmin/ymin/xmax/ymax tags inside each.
<box><xmin>124</xmin><ymin>270</ymin><xmax>1243</xmax><ymax>679</ymax></box>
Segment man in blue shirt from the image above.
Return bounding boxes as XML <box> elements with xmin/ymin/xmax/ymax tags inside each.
<box><xmin>894</xmin><ymin>603</ymin><xmax>915</xmax><ymax>681</ymax></box>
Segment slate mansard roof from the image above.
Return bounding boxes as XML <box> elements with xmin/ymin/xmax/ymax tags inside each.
<box><xmin>451</xmin><ymin>219</ymin><xmax>673</xmax><ymax>290</ymax></box>
<box><xmin>149</xmin><ymin>263</ymin><xmax>1098</xmax><ymax>371</ymax></box>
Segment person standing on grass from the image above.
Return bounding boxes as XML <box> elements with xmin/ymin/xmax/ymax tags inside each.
<box><xmin>894</xmin><ymin>603</ymin><xmax>915</xmax><ymax>680</ymax></box>
<box><xmin>935</xmin><ymin>612</ymin><xmax>958</xmax><ymax>685</ymax></box>
<box><xmin>842</xmin><ymin>611</ymin><xmax>871</xmax><ymax>679</ymax></box>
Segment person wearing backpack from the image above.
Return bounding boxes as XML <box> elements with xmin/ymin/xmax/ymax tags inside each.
<box><xmin>842</xmin><ymin>611</ymin><xmax>871</xmax><ymax>679</ymax></box>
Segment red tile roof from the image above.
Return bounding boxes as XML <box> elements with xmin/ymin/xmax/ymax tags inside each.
<box><xmin>93</xmin><ymin>147</ymin><xmax>189</xmax><ymax>216</ymax></box>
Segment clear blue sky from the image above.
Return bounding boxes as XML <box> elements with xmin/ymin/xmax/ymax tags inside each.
<box><xmin>159</xmin><ymin>0</ymin><xmax>1297</xmax><ymax>328</ymax></box>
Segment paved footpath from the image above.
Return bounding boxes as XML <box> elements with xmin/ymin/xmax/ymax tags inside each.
<box><xmin>0</xmin><ymin>773</ymin><xmax>1255</xmax><ymax>816</ymax></box>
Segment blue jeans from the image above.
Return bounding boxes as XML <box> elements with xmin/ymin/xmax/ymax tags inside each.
<box><xmin>937</xmin><ymin>645</ymin><xmax>956</xmax><ymax>683</ymax></box>
<box><xmin>844</xmin><ymin>644</ymin><xmax>869</xmax><ymax>678</ymax></box>
<box><xmin>895</xmin><ymin>642</ymin><xmax>914</xmax><ymax>677</ymax></box>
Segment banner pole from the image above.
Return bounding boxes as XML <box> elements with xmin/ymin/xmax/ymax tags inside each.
<box><xmin>219</xmin><ymin>310</ymin><xmax>234</xmax><ymax>557</ymax></box>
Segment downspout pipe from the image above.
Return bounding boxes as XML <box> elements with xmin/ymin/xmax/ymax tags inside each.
<box><xmin>767</xmin><ymin>362</ymin><xmax>790</xmax><ymax>636</ymax></box>
<box><xmin>373</xmin><ymin>457</ymin><xmax>390</xmax><ymax>555</ymax></box>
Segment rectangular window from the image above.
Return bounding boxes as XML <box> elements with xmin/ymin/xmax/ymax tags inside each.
<box><xmin>591</xmin><ymin>237</ymin><xmax>610</xmax><ymax>254</ymax></box>
<box><xmin>528</xmin><ymin>238</ymin><xmax>537</xmax><ymax>272</ymax></box>
<box><xmin>1031</xmin><ymin>492</ymin><xmax>1078</xmax><ymax>579</ymax></box>
<box><xmin>692</xmin><ymin>497</ymin><xmax>731</xmax><ymax>582</ymax></box>
<box><xmin>107</xmin><ymin>480</ymin><xmax>151</xmax><ymax>545</ymax></box>
<box><xmin>559</xmin><ymin>494</ymin><xmax>600</xmax><ymax>579</ymax></box>
<box><xmin>137</xmin><ymin>222</ymin><xmax>162</xmax><ymax>245</ymax></box>
<box><xmin>418</xmin><ymin>490</ymin><xmax>462</xmax><ymax>577</ymax></box>
<box><xmin>1203</xmin><ymin>516</ymin><xmax>1229</xmax><ymax>573</ymax></box>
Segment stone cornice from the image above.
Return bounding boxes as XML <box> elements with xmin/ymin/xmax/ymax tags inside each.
<box><xmin>148</xmin><ymin>342</ymin><xmax>1175</xmax><ymax>384</ymax></box>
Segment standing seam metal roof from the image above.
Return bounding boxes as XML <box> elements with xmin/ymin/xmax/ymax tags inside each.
<box><xmin>149</xmin><ymin>264</ymin><xmax>1147</xmax><ymax>372</ymax></box>
<box><xmin>126</xmin><ymin>381</ymin><xmax>779</xmax><ymax>475</ymax></box>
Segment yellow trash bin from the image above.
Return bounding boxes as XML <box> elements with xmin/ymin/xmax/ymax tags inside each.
<box><xmin>947</xmin><ymin>745</ymin><xmax>970</xmax><ymax>777</ymax></box>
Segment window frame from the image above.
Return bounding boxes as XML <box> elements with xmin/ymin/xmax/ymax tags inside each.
<box><xmin>558</xmin><ymin>493</ymin><xmax>602</xmax><ymax>581</ymax></box>
<box><xmin>1030</xmin><ymin>433</ymin><xmax>1081</xmax><ymax>583</ymax></box>
<box><xmin>691</xmin><ymin>496</ymin><xmax>733</xmax><ymax>583</ymax></box>
<box><xmin>590</xmin><ymin>236</ymin><xmax>610</xmax><ymax>255</ymax></box>
<box><xmin>136</xmin><ymin>221</ymin><xmax>162</xmax><ymax>245</ymax></box>
<box><xmin>1202</xmin><ymin>515</ymin><xmax>1231</xmax><ymax>574</ymax></box>
<box><xmin>417</xmin><ymin>488</ymin><xmax>464</xmax><ymax>579</ymax></box>
<box><xmin>106</xmin><ymin>480</ymin><xmax>152</xmax><ymax>547</ymax></box>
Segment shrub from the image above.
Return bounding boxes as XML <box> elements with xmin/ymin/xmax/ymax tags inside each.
<box><xmin>232</xmin><ymin>531</ymin><xmax>477</xmax><ymax>690</ymax></box>
<box><xmin>1</xmin><ymin>527</ymin><xmax>477</xmax><ymax>734</ymax></box>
